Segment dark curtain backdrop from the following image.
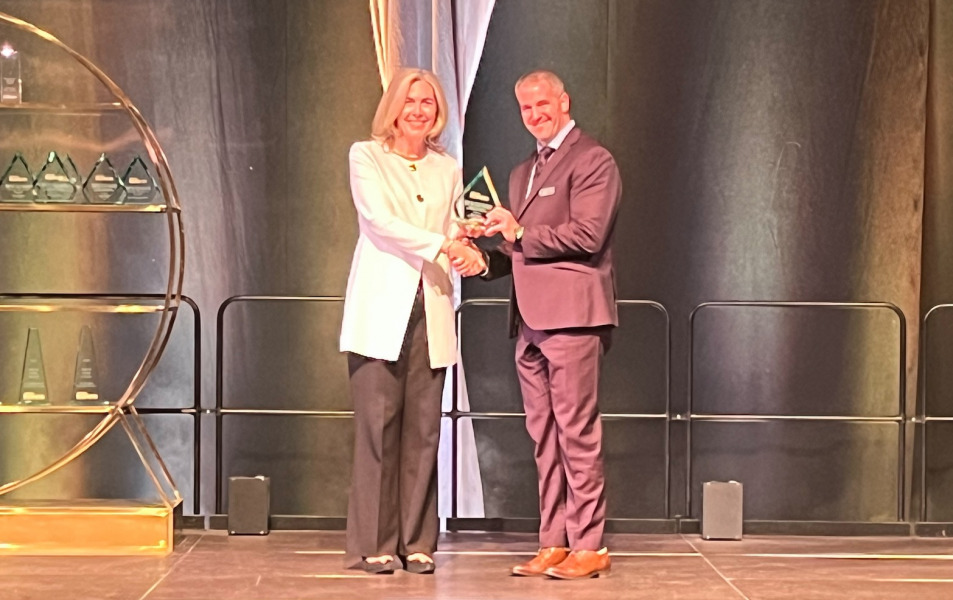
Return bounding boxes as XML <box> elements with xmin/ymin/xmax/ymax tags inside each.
<box><xmin>0</xmin><ymin>0</ymin><xmax>381</xmax><ymax>513</ymax></box>
<box><xmin>919</xmin><ymin>0</ymin><xmax>953</xmax><ymax>521</ymax></box>
<box><xmin>466</xmin><ymin>0</ymin><xmax>926</xmax><ymax>406</ymax></box>
<box><xmin>0</xmin><ymin>0</ymin><xmax>380</xmax><ymax>293</ymax></box>
<box><xmin>923</xmin><ymin>2</ymin><xmax>953</xmax><ymax>315</ymax></box>
<box><xmin>0</xmin><ymin>0</ymin><xmax>950</xmax><ymax>520</ymax></box>
<box><xmin>463</xmin><ymin>0</ymin><xmax>933</xmax><ymax>520</ymax></box>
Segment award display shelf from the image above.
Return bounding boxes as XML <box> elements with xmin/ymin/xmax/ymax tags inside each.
<box><xmin>0</xmin><ymin>202</ymin><xmax>168</xmax><ymax>212</ymax></box>
<box><xmin>0</xmin><ymin>101</ymin><xmax>124</xmax><ymax>114</ymax></box>
<box><xmin>0</xmin><ymin>13</ymin><xmax>185</xmax><ymax>556</ymax></box>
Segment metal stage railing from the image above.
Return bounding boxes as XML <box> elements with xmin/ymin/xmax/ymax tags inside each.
<box><xmin>214</xmin><ymin>295</ymin><xmax>347</xmax><ymax>517</ymax></box>
<box><xmin>448</xmin><ymin>298</ymin><xmax>671</xmax><ymax>533</ymax></box>
<box><xmin>686</xmin><ymin>301</ymin><xmax>907</xmax><ymax>528</ymax></box>
<box><xmin>918</xmin><ymin>304</ymin><xmax>953</xmax><ymax>526</ymax></box>
<box><xmin>207</xmin><ymin>294</ymin><xmax>943</xmax><ymax>535</ymax></box>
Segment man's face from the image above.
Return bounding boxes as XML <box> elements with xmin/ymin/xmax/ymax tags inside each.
<box><xmin>515</xmin><ymin>79</ymin><xmax>570</xmax><ymax>144</ymax></box>
<box><xmin>396</xmin><ymin>79</ymin><xmax>438</xmax><ymax>139</ymax></box>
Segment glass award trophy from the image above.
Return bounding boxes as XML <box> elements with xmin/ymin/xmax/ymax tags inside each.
<box><xmin>64</xmin><ymin>154</ymin><xmax>82</xmax><ymax>189</ymax></box>
<box><xmin>453</xmin><ymin>166</ymin><xmax>501</xmax><ymax>227</ymax></box>
<box><xmin>0</xmin><ymin>44</ymin><xmax>21</xmax><ymax>104</ymax></box>
<box><xmin>19</xmin><ymin>328</ymin><xmax>50</xmax><ymax>406</ymax></box>
<box><xmin>71</xmin><ymin>326</ymin><xmax>106</xmax><ymax>405</ymax></box>
<box><xmin>0</xmin><ymin>153</ymin><xmax>35</xmax><ymax>202</ymax></box>
<box><xmin>122</xmin><ymin>155</ymin><xmax>159</xmax><ymax>204</ymax></box>
<box><xmin>35</xmin><ymin>151</ymin><xmax>78</xmax><ymax>203</ymax></box>
<box><xmin>83</xmin><ymin>153</ymin><xmax>126</xmax><ymax>205</ymax></box>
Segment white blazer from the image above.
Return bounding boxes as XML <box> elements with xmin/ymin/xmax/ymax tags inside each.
<box><xmin>340</xmin><ymin>141</ymin><xmax>462</xmax><ymax>368</ymax></box>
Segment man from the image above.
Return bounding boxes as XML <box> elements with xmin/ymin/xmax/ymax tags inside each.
<box><xmin>481</xmin><ymin>70</ymin><xmax>621</xmax><ymax>579</ymax></box>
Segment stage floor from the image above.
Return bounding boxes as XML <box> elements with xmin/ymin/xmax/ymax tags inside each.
<box><xmin>4</xmin><ymin>530</ymin><xmax>953</xmax><ymax>599</ymax></box>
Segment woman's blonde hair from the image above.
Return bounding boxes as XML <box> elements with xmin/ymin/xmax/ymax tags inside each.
<box><xmin>371</xmin><ymin>68</ymin><xmax>449</xmax><ymax>152</ymax></box>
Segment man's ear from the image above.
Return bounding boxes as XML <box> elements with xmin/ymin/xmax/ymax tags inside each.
<box><xmin>559</xmin><ymin>92</ymin><xmax>571</xmax><ymax>114</ymax></box>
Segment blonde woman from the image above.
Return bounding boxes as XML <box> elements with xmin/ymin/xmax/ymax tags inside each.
<box><xmin>340</xmin><ymin>68</ymin><xmax>483</xmax><ymax>574</ymax></box>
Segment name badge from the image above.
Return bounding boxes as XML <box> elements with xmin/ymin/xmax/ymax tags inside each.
<box><xmin>539</xmin><ymin>186</ymin><xmax>556</xmax><ymax>197</ymax></box>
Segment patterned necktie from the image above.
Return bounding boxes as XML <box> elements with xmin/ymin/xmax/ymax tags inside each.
<box><xmin>526</xmin><ymin>146</ymin><xmax>556</xmax><ymax>199</ymax></box>
<box><xmin>535</xmin><ymin>146</ymin><xmax>555</xmax><ymax>171</ymax></box>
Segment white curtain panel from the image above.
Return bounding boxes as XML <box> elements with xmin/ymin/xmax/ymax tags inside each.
<box><xmin>368</xmin><ymin>0</ymin><xmax>496</xmax><ymax>518</ymax></box>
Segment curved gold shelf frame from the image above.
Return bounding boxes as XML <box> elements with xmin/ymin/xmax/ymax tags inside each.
<box><xmin>0</xmin><ymin>12</ymin><xmax>185</xmax><ymax>505</ymax></box>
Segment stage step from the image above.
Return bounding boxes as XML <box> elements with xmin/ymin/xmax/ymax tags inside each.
<box><xmin>0</xmin><ymin>499</ymin><xmax>179</xmax><ymax>556</ymax></box>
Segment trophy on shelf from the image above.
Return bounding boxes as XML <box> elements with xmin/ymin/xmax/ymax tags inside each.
<box><xmin>64</xmin><ymin>154</ymin><xmax>83</xmax><ymax>189</ymax></box>
<box><xmin>0</xmin><ymin>153</ymin><xmax>35</xmax><ymax>202</ymax></box>
<box><xmin>19</xmin><ymin>328</ymin><xmax>50</xmax><ymax>406</ymax></box>
<box><xmin>83</xmin><ymin>153</ymin><xmax>126</xmax><ymax>205</ymax></box>
<box><xmin>71</xmin><ymin>326</ymin><xmax>106</xmax><ymax>406</ymax></box>
<box><xmin>35</xmin><ymin>151</ymin><xmax>78</xmax><ymax>203</ymax></box>
<box><xmin>122</xmin><ymin>155</ymin><xmax>160</xmax><ymax>204</ymax></box>
<box><xmin>453</xmin><ymin>166</ymin><xmax>501</xmax><ymax>229</ymax></box>
<box><xmin>0</xmin><ymin>44</ymin><xmax>21</xmax><ymax>104</ymax></box>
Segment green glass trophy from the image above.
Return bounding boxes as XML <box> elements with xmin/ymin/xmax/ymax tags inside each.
<box><xmin>122</xmin><ymin>155</ymin><xmax>159</xmax><ymax>204</ymax></box>
<box><xmin>453</xmin><ymin>166</ymin><xmax>501</xmax><ymax>227</ymax></box>
<box><xmin>19</xmin><ymin>328</ymin><xmax>50</xmax><ymax>406</ymax></box>
<box><xmin>64</xmin><ymin>154</ymin><xmax>82</xmax><ymax>189</ymax></box>
<box><xmin>83</xmin><ymin>153</ymin><xmax>126</xmax><ymax>205</ymax></box>
<box><xmin>35</xmin><ymin>151</ymin><xmax>78</xmax><ymax>203</ymax></box>
<box><xmin>0</xmin><ymin>44</ymin><xmax>21</xmax><ymax>104</ymax></box>
<box><xmin>71</xmin><ymin>326</ymin><xmax>106</xmax><ymax>405</ymax></box>
<box><xmin>0</xmin><ymin>153</ymin><xmax>35</xmax><ymax>202</ymax></box>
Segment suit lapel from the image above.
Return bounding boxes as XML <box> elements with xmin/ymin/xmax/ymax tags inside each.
<box><xmin>510</xmin><ymin>155</ymin><xmax>534</xmax><ymax>216</ymax></box>
<box><xmin>517</xmin><ymin>128</ymin><xmax>582</xmax><ymax>221</ymax></box>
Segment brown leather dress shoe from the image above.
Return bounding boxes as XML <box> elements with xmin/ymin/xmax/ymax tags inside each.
<box><xmin>511</xmin><ymin>547</ymin><xmax>570</xmax><ymax>576</ymax></box>
<box><xmin>544</xmin><ymin>548</ymin><xmax>611</xmax><ymax>579</ymax></box>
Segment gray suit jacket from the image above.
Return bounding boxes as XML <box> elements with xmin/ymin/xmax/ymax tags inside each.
<box><xmin>484</xmin><ymin>127</ymin><xmax>622</xmax><ymax>337</ymax></box>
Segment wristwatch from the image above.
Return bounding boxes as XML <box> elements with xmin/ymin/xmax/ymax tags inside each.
<box><xmin>514</xmin><ymin>225</ymin><xmax>525</xmax><ymax>241</ymax></box>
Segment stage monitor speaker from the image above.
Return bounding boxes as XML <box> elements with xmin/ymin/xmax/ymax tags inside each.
<box><xmin>228</xmin><ymin>475</ymin><xmax>270</xmax><ymax>535</ymax></box>
<box><xmin>702</xmin><ymin>481</ymin><xmax>743</xmax><ymax>540</ymax></box>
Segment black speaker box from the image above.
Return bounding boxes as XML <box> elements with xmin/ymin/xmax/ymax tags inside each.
<box><xmin>228</xmin><ymin>475</ymin><xmax>271</xmax><ymax>535</ymax></box>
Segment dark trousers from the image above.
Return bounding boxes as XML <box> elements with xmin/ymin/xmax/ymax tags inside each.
<box><xmin>345</xmin><ymin>286</ymin><xmax>446</xmax><ymax>565</ymax></box>
<box><xmin>516</xmin><ymin>323</ymin><xmax>610</xmax><ymax>551</ymax></box>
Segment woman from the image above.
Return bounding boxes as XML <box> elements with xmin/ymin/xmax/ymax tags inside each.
<box><xmin>340</xmin><ymin>68</ymin><xmax>484</xmax><ymax>574</ymax></box>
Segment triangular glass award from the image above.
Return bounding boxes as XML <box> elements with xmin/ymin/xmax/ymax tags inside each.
<box><xmin>453</xmin><ymin>166</ymin><xmax>501</xmax><ymax>226</ymax></box>
<box><xmin>64</xmin><ymin>154</ymin><xmax>82</xmax><ymax>188</ymax></box>
<box><xmin>122</xmin><ymin>155</ymin><xmax>159</xmax><ymax>204</ymax></box>
<box><xmin>83</xmin><ymin>153</ymin><xmax>126</xmax><ymax>205</ymax></box>
<box><xmin>0</xmin><ymin>153</ymin><xmax>35</xmax><ymax>202</ymax></box>
<box><xmin>36</xmin><ymin>151</ymin><xmax>78</xmax><ymax>203</ymax></box>
<box><xmin>19</xmin><ymin>328</ymin><xmax>50</xmax><ymax>405</ymax></box>
<box><xmin>71</xmin><ymin>325</ymin><xmax>106</xmax><ymax>405</ymax></box>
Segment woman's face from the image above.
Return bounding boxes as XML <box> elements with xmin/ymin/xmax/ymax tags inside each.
<box><xmin>396</xmin><ymin>80</ymin><xmax>438</xmax><ymax>141</ymax></box>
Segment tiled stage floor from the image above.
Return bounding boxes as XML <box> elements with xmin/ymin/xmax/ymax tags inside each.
<box><xmin>4</xmin><ymin>531</ymin><xmax>953</xmax><ymax>599</ymax></box>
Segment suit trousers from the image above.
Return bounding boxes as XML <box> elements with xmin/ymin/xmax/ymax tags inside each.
<box><xmin>516</xmin><ymin>323</ymin><xmax>610</xmax><ymax>551</ymax></box>
<box><xmin>345</xmin><ymin>284</ymin><xmax>446</xmax><ymax>565</ymax></box>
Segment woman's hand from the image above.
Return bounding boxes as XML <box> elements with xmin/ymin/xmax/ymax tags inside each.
<box><xmin>444</xmin><ymin>239</ymin><xmax>486</xmax><ymax>276</ymax></box>
<box><xmin>459</xmin><ymin>220</ymin><xmax>488</xmax><ymax>239</ymax></box>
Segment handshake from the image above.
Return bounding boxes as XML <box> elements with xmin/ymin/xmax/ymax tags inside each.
<box><xmin>445</xmin><ymin>206</ymin><xmax>519</xmax><ymax>277</ymax></box>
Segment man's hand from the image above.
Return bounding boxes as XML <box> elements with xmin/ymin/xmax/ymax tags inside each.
<box><xmin>484</xmin><ymin>207</ymin><xmax>520</xmax><ymax>242</ymax></box>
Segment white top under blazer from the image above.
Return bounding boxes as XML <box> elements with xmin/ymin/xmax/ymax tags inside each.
<box><xmin>340</xmin><ymin>140</ymin><xmax>462</xmax><ymax>368</ymax></box>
